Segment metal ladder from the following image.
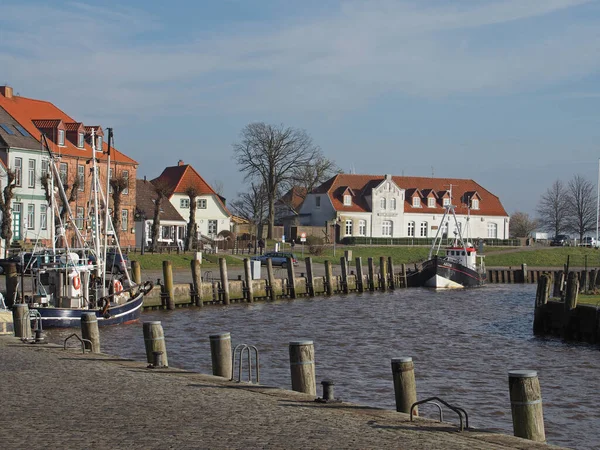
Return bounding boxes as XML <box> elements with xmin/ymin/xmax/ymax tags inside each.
<box><xmin>410</xmin><ymin>397</ymin><xmax>469</xmax><ymax>432</ymax></box>
<box><xmin>231</xmin><ymin>344</ymin><xmax>259</xmax><ymax>384</ymax></box>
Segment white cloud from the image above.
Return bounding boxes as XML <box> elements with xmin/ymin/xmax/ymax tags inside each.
<box><xmin>0</xmin><ymin>0</ymin><xmax>598</xmax><ymax>120</ymax></box>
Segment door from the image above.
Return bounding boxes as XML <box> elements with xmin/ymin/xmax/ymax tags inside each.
<box><xmin>12</xmin><ymin>203</ymin><xmax>21</xmax><ymax>241</ymax></box>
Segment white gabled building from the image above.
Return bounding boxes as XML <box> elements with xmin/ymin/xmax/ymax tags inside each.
<box><xmin>298</xmin><ymin>173</ymin><xmax>510</xmax><ymax>241</ymax></box>
<box><xmin>151</xmin><ymin>161</ymin><xmax>231</xmax><ymax>240</ymax></box>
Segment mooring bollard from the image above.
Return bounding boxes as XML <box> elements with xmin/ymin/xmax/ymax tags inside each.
<box><xmin>162</xmin><ymin>260</ymin><xmax>175</xmax><ymax>310</ymax></box>
<box><xmin>367</xmin><ymin>257</ymin><xmax>375</xmax><ymax>291</ymax></box>
<box><xmin>80</xmin><ymin>312</ymin><xmax>100</xmax><ymax>353</ymax></box>
<box><xmin>379</xmin><ymin>256</ymin><xmax>387</xmax><ymax>291</ymax></box>
<box><xmin>210</xmin><ymin>332</ymin><xmax>232</xmax><ymax>378</ymax></box>
<box><xmin>289</xmin><ymin>340</ymin><xmax>316</xmax><ymax>396</ymax></box>
<box><xmin>143</xmin><ymin>321</ymin><xmax>168</xmax><ymax>367</ymax></box>
<box><xmin>12</xmin><ymin>303</ymin><xmax>31</xmax><ymax>339</ymax></box>
<box><xmin>219</xmin><ymin>257</ymin><xmax>230</xmax><ymax>305</ymax></box>
<box><xmin>508</xmin><ymin>370</ymin><xmax>545</xmax><ymax>442</ymax></box>
<box><xmin>305</xmin><ymin>257</ymin><xmax>315</xmax><ymax>297</ymax></box>
<box><xmin>552</xmin><ymin>270</ymin><xmax>563</xmax><ymax>298</ymax></box>
<box><xmin>243</xmin><ymin>258</ymin><xmax>254</xmax><ymax>303</ymax></box>
<box><xmin>131</xmin><ymin>260</ymin><xmax>142</xmax><ymax>285</ymax></box>
<box><xmin>340</xmin><ymin>257</ymin><xmax>349</xmax><ymax>294</ymax></box>
<box><xmin>355</xmin><ymin>257</ymin><xmax>364</xmax><ymax>293</ymax></box>
<box><xmin>324</xmin><ymin>261</ymin><xmax>333</xmax><ymax>295</ymax></box>
<box><xmin>391</xmin><ymin>357</ymin><xmax>418</xmax><ymax>415</ymax></box>
<box><xmin>266</xmin><ymin>258</ymin><xmax>276</xmax><ymax>301</ymax></box>
<box><xmin>322</xmin><ymin>380</ymin><xmax>335</xmax><ymax>401</ymax></box>
<box><xmin>287</xmin><ymin>257</ymin><xmax>297</xmax><ymax>299</ymax></box>
<box><xmin>191</xmin><ymin>259</ymin><xmax>202</xmax><ymax>307</ymax></box>
<box><xmin>153</xmin><ymin>351</ymin><xmax>164</xmax><ymax>368</ymax></box>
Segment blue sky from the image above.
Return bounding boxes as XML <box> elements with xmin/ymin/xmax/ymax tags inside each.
<box><xmin>2</xmin><ymin>0</ymin><xmax>600</xmax><ymax>216</ymax></box>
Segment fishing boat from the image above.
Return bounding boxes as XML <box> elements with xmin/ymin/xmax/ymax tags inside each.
<box><xmin>417</xmin><ymin>186</ymin><xmax>486</xmax><ymax>288</ymax></box>
<box><xmin>14</xmin><ymin>128</ymin><xmax>152</xmax><ymax>328</ymax></box>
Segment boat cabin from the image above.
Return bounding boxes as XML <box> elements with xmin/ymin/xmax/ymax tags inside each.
<box><xmin>444</xmin><ymin>246</ymin><xmax>477</xmax><ymax>269</ymax></box>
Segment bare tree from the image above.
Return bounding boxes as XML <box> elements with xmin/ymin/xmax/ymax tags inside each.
<box><xmin>212</xmin><ymin>180</ymin><xmax>224</xmax><ymax>197</ymax></box>
<box><xmin>233</xmin><ymin>122</ymin><xmax>320</xmax><ymax>238</ymax></box>
<box><xmin>150</xmin><ymin>181</ymin><xmax>170</xmax><ymax>250</ymax></box>
<box><xmin>59</xmin><ymin>176</ymin><xmax>80</xmax><ymax>223</ymax></box>
<box><xmin>184</xmin><ymin>186</ymin><xmax>199</xmax><ymax>251</ymax></box>
<box><xmin>110</xmin><ymin>174</ymin><xmax>129</xmax><ymax>241</ymax></box>
<box><xmin>0</xmin><ymin>170</ymin><xmax>17</xmax><ymax>256</ymax></box>
<box><xmin>536</xmin><ymin>180</ymin><xmax>570</xmax><ymax>237</ymax></box>
<box><xmin>566</xmin><ymin>174</ymin><xmax>596</xmax><ymax>241</ymax></box>
<box><xmin>288</xmin><ymin>154</ymin><xmax>340</xmax><ymax>200</ymax></box>
<box><xmin>230</xmin><ymin>183</ymin><xmax>269</xmax><ymax>230</ymax></box>
<box><xmin>509</xmin><ymin>212</ymin><xmax>539</xmax><ymax>238</ymax></box>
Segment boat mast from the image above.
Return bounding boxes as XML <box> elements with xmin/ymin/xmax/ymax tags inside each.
<box><xmin>91</xmin><ymin>130</ymin><xmax>104</xmax><ymax>296</ymax></box>
<box><xmin>102</xmin><ymin>128</ymin><xmax>112</xmax><ymax>296</ymax></box>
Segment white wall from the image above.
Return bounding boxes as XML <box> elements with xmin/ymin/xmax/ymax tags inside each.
<box><xmin>170</xmin><ymin>193</ymin><xmax>231</xmax><ymax>237</ymax></box>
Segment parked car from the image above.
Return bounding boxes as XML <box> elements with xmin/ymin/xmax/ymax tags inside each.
<box><xmin>550</xmin><ymin>234</ymin><xmax>570</xmax><ymax>247</ymax></box>
<box><xmin>579</xmin><ymin>237</ymin><xmax>599</xmax><ymax>248</ymax></box>
<box><xmin>251</xmin><ymin>252</ymin><xmax>298</xmax><ymax>267</ymax></box>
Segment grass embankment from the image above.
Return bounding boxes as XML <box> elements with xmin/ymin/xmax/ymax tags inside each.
<box><xmin>128</xmin><ymin>252</ymin><xmax>242</xmax><ymax>271</ymax></box>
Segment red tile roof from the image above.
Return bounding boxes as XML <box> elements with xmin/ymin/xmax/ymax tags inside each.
<box><xmin>152</xmin><ymin>164</ymin><xmax>231</xmax><ymax>216</ymax></box>
<box><xmin>64</xmin><ymin>122</ymin><xmax>83</xmax><ymax>131</ymax></box>
<box><xmin>277</xmin><ymin>186</ymin><xmax>307</xmax><ymax>211</ymax></box>
<box><xmin>314</xmin><ymin>174</ymin><xmax>508</xmax><ymax>216</ymax></box>
<box><xmin>0</xmin><ymin>94</ymin><xmax>137</xmax><ymax>164</ymax></box>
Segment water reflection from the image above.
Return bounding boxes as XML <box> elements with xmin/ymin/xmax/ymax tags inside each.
<box><xmin>47</xmin><ymin>284</ymin><xmax>600</xmax><ymax>449</ymax></box>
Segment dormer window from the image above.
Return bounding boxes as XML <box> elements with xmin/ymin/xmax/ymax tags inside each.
<box><xmin>428</xmin><ymin>197</ymin><xmax>435</xmax><ymax>208</ymax></box>
<box><xmin>343</xmin><ymin>194</ymin><xmax>352</xmax><ymax>206</ymax></box>
<box><xmin>97</xmin><ymin>136</ymin><xmax>102</xmax><ymax>150</ymax></box>
<box><xmin>58</xmin><ymin>130</ymin><xmax>65</xmax><ymax>146</ymax></box>
<box><xmin>443</xmin><ymin>198</ymin><xmax>450</xmax><ymax>206</ymax></box>
<box><xmin>78</xmin><ymin>132</ymin><xmax>84</xmax><ymax>148</ymax></box>
<box><xmin>472</xmin><ymin>199</ymin><xmax>479</xmax><ymax>210</ymax></box>
<box><xmin>412</xmin><ymin>197</ymin><xmax>421</xmax><ymax>207</ymax></box>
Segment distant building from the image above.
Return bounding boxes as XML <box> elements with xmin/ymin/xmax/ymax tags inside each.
<box><xmin>298</xmin><ymin>173</ymin><xmax>509</xmax><ymax>241</ymax></box>
<box><xmin>275</xmin><ymin>186</ymin><xmax>307</xmax><ymax>237</ymax></box>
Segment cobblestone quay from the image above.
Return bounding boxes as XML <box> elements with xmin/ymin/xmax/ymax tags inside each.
<box><xmin>0</xmin><ymin>336</ymin><xmax>561</xmax><ymax>449</ymax></box>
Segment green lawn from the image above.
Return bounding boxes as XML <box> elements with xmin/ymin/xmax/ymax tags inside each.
<box><xmin>128</xmin><ymin>252</ymin><xmax>243</xmax><ymax>270</ymax></box>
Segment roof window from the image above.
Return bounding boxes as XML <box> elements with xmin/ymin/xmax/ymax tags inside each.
<box><xmin>15</xmin><ymin>125</ymin><xmax>30</xmax><ymax>137</ymax></box>
<box><xmin>0</xmin><ymin>124</ymin><xmax>14</xmax><ymax>135</ymax></box>
<box><xmin>58</xmin><ymin>130</ymin><xmax>65</xmax><ymax>146</ymax></box>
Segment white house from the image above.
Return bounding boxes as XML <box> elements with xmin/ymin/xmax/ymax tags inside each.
<box><xmin>151</xmin><ymin>161</ymin><xmax>231</xmax><ymax>240</ymax></box>
<box><xmin>298</xmin><ymin>173</ymin><xmax>510</xmax><ymax>241</ymax></box>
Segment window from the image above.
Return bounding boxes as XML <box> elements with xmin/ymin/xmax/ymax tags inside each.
<box><xmin>358</xmin><ymin>220</ymin><xmax>366</xmax><ymax>236</ymax></box>
<box><xmin>27</xmin><ymin>204</ymin><xmax>34</xmax><ymax>230</ymax></box>
<box><xmin>41</xmin><ymin>159</ymin><xmax>49</xmax><ymax>176</ymax></box>
<box><xmin>343</xmin><ymin>194</ymin><xmax>351</xmax><ymax>206</ymax></box>
<box><xmin>28</xmin><ymin>159</ymin><xmax>35</xmax><ymax>188</ymax></box>
<box><xmin>77</xmin><ymin>132</ymin><xmax>84</xmax><ymax>148</ymax></box>
<box><xmin>180</xmin><ymin>198</ymin><xmax>190</xmax><ymax>208</ymax></box>
<box><xmin>443</xmin><ymin>197</ymin><xmax>450</xmax><ymax>206</ymax></box>
<box><xmin>412</xmin><ymin>196</ymin><xmax>421</xmax><ymax>207</ymax></box>
<box><xmin>197</xmin><ymin>199</ymin><xmax>207</xmax><ymax>209</ymax></box>
<box><xmin>76</xmin><ymin>207</ymin><xmax>84</xmax><ymax>229</ymax></box>
<box><xmin>472</xmin><ymin>198</ymin><xmax>479</xmax><ymax>210</ymax></box>
<box><xmin>390</xmin><ymin>198</ymin><xmax>396</xmax><ymax>210</ymax></box>
<box><xmin>0</xmin><ymin>124</ymin><xmax>14</xmax><ymax>135</ymax></box>
<box><xmin>208</xmin><ymin>219</ymin><xmax>217</xmax><ymax>235</ymax></box>
<box><xmin>345</xmin><ymin>219</ymin><xmax>353</xmax><ymax>236</ymax></box>
<box><xmin>123</xmin><ymin>170</ymin><xmax>129</xmax><ymax>195</ymax></box>
<box><xmin>380</xmin><ymin>198</ymin><xmax>386</xmax><ymax>209</ymax></box>
<box><xmin>40</xmin><ymin>205</ymin><xmax>47</xmax><ymax>230</ymax></box>
<box><xmin>59</xmin><ymin>162</ymin><xmax>68</xmax><ymax>185</ymax></box>
<box><xmin>488</xmin><ymin>222</ymin><xmax>498</xmax><ymax>238</ymax></box>
<box><xmin>108</xmin><ymin>168</ymin><xmax>113</xmax><ymax>193</ymax></box>
<box><xmin>15</xmin><ymin>125</ymin><xmax>30</xmax><ymax>137</ymax></box>
<box><xmin>97</xmin><ymin>136</ymin><xmax>102</xmax><ymax>150</ymax></box>
<box><xmin>14</xmin><ymin>157</ymin><xmax>22</xmax><ymax>187</ymax></box>
<box><xmin>407</xmin><ymin>221</ymin><xmax>415</xmax><ymax>237</ymax></box>
<box><xmin>121</xmin><ymin>209</ymin><xmax>128</xmax><ymax>231</ymax></box>
<box><xmin>382</xmin><ymin>220</ymin><xmax>392</xmax><ymax>237</ymax></box>
<box><xmin>77</xmin><ymin>165</ymin><xmax>85</xmax><ymax>191</ymax></box>
<box><xmin>420</xmin><ymin>221</ymin><xmax>428</xmax><ymax>237</ymax></box>
<box><xmin>315</xmin><ymin>196</ymin><xmax>321</xmax><ymax>208</ymax></box>
<box><xmin>428</xmin><ymin>197</ymin><xmax>435</xmax><ymax>208</ymax></box>
<box><xmin>58</xmin><ymin>130</ymin><xmax>65</xmax><ymax>146</ymax></box>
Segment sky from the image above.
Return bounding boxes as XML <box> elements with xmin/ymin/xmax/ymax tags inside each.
<box><xmin>2</xmin><ymin>0</ymin><xmax>600</xmax><ymax>216</ymax></box>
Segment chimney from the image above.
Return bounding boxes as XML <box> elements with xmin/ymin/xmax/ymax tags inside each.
<box><xmin>144</xmin><ymin>175</ymin><xmax>147</xmax><ymax>182</ymax></box>
<box><xmin>178</xmin><ymin>160</ymin><xmax>184</xmax><ymax>166</ymax></box>
<box><xmin>0</xmin><ymin>85</ymin><xmax>13</xmax><ymax>99</ymax></box>
<box><xmin>385</xmin><ymin>174</ymin><xmax>392</xmax><ymax>180</ymax></box>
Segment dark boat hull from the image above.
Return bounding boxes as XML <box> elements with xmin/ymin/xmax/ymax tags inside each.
<box><xmin>31</xmin><ymin>293</ymin><xmax>144</xmax><ymax>328</ymax></box>
<box><xmin>418</xmin><ymin>256</ymin><xmax>485</xmax><ymax>288</ymax></box>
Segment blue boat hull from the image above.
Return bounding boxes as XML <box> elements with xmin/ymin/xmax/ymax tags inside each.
<box><xmin>31</xmin><ymin>293</ymin><xmax>145</xmax><ymax>328</ymax></box>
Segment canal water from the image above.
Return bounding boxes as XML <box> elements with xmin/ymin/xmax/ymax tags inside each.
<box><xmin>48</xmin><ymin>284</ymin><xmax>600</xmax><ymax>449</ymax></box>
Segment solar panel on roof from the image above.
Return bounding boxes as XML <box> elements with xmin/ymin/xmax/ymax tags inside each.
<box><xmin>0</xmin><ymin>124</ymin><xmax>14</xmax><ymax>135</ymax></box>
<box><xmin>14</xmin><ymin>125</ymin><xmax>30</xmax><ymax>137</ymax></box>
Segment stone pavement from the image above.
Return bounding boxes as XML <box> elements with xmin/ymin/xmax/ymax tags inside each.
<box><xmin>0</xmin><ymin>336</ymin><xmax>562</xmax><ymax>450</ymax></box>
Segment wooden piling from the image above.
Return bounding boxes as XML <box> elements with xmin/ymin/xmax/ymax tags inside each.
<box><xmin>580</xmin><ymin>270</ymin><xmax>588</xmax><ymax>293</ymax></box>
<box><xmin>143</xmin><ymin>321</ymin><xmax>168</xmax><ymax>367</ymax></box>
<box><xmin>219</xmin><ymin>257</ymin><xmax>230</xmax><ymax>305</ymax></box>
<box><xmin>388</xmin><ymin>257</ymin><xmax>395</xmax><ymax>290</ymax></box>
<box><xmin>367</xmin><ymin>258</ymin><xmax>375</xmax><ymax>291</ymax></box>
<box><xmin>521</xmin><ymin>264</ymin><xmax>528</xmax><ymax>283</ymax></box>
<box><xmin>81</xmin><ymin>312</ymin><xmax>100</xmax><ymax>353</ymax></box>
<box><xmin>533</xmin><ymin>274</ymin><xmax>550</xmax><ymax>335</ymax></box>
<box><xmin>340</xmin><ymin>257</ymin><xmax>349</xmax><ymax>294</ymax></box>
<box><xmin>162</xmin><ymin>260</ymin><xmax>175</xmax><ymax>310</ymax></box>
<box><xmin>324</xmin><ymin>261</ymin><xmax>333</xmax><ymax>296</ymax></box>
<box><xmin>563</xmin><ymin>271</ymin><xmax>579</xmax><ymax>339</ymax></box>
<box><xmin>379</xmin><ymin>256</ymin><xmax>387</xmax><ymax>291</ymax></box>
<box><xmin>191</xmin><ymin>259</ymin><xmax>202</xmax><ymax>307</ymax></box>
<box><xmin>401</xmin><ymin>263</ymin><xmax>408</xmax><ymax>289</ymax></box>
<box><xmin>589</xmin><ymin>269</ymin><xmax>597</xmax><ymax>292</ymax></box>
<box><xmin>552</xmin><ymin>271</ymin><xmax>564</xmax><ymax>298</ymax></box>
<box><xmin>243</xmin><ymin>258</ymin><xmax>254</xmax><ymax>303</ymax></box>
<box><xmin>5</xmin><ymin>262</ymin><xmax>18</xmax><ymax>307</ymax></box>
<box><xmin>289</xmin><ymin>340</ymin><xmax>316</xmax><ymax>396</ymax></box>
<box><xmin>355</xmin><ymin>257</ymin><xmax>364</xmax><ymax>293</ymax></box>
<box><xmin>266</xmin><ymin>258</ymin><xmax>276</xmax><ymax>301</ymax></box>
<box><xmin>508</xmin><ymin>370</ymin><xmax>545</xmax><ymax>442</ymax></box>
<box><xmin>305</xmin><ymin>257</ymin><xmax>315</xmax><ymax>297</ymax></box>
<box><xmin>12</xmin><ymin>303</ymin><xmax>30</xmax><ymax>339</ymax></box>
<box><xmin>210</xmin><ymin>332</ymin><xmax>232</xmax><ymax>378</ymax></box>
<box><xmin>131</xmin><ymin>260</ymin><xmax>142</xmax><ymax>285</ymax></box>
<box><xmin>391</xmin><ymin>357</ymin><xmax>418</xmax><ymax>415</ymax></box>
<box><xmin>287</xmin><ymin>257</ymin><xmax>297</xmax><ymax>299</ymax></box>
